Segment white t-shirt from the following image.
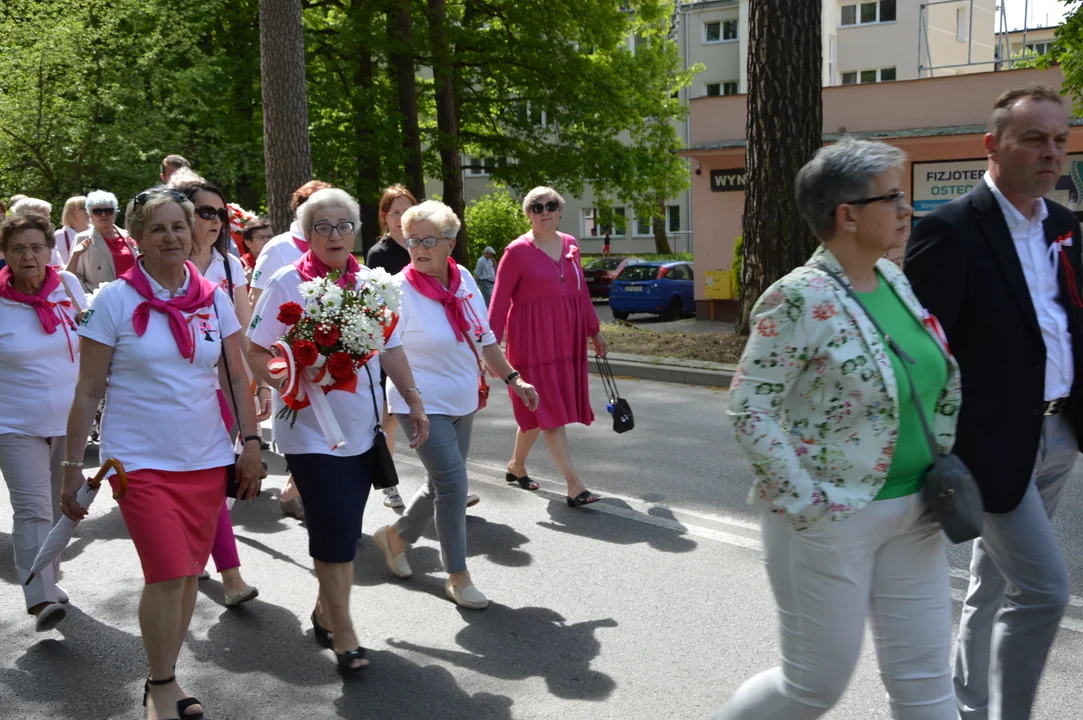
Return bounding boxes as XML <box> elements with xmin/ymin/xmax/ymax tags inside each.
<box><xmin>77</xmin><ymin>261</ymin><xmax>240</xmax><ymax>475</ymax></box>
<box><xmin>250</xmin><ymin>221</ymin><xmax>305</xmax><ymax>291</ymax></box>
<box><xmin>201</xmin><ymin>249</ymin><xmax>248</xmax><ymax>301</ymax></box>
<box><xmin>247</xmin><ymin>264</ymin><xmax>401</xmax><ymax>456</ymax></box>
<box><xmin>54</xmin><ymin>227</ymin><xmax>78</xmax><ymax>266</ymax></box>
<box><xmin>387</xmin><ymin>266</ymin><xmax>495</xmax><ymax>417</ymax></box>
<box><xmin>0</xmin><ymin>271</ymin><xmax>86</xmax><ymax>437</ymax></box>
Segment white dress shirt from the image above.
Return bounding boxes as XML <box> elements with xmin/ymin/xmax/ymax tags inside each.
<box><xmin>984</xmin><ymin>172</ymin><xmax>1074</xmax><ymax>400</ymax></box>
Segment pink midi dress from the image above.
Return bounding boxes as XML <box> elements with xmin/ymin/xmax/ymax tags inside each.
<box><xmin>488</xmin><ymin>233</ymin><xmax>601</xmax><ymax>431</ymax></box>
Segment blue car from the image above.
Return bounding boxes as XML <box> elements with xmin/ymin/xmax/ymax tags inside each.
<box><xmin>608</xmin><ymin>261</ymin><xmax>696</xmax><ymax>321</ymax></box>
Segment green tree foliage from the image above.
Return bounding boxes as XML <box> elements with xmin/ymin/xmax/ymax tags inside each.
<box><xmin>1040</xmin><ymin>2</ymin><xmax>1083</xmax><ymax>113</ymax></box>
<box><xmin>463</xmin><ymin>188</ymin><xmax>530</xmax><ymax>264</ymax></box>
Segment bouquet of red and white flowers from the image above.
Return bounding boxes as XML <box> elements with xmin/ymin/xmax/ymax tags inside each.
<box><xmin>269</xmin><ymin>269</ymin><xmax>401</xmax><ymax>447</ymax></box>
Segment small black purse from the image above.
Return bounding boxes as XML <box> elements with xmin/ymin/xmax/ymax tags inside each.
<box><xmin>596</xmin><ymin>353</ymin><xmax>634</xmax><ymax>434</ymax></box>
<box><xmin>364</xmin><ymin>363</ymin><xmax>400</xmax><ymax>489</ymax></box>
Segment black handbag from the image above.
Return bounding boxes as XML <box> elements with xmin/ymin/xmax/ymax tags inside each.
<box><xmin>818</xmin><ymin>267</ymin><xmax>983</xmax><ymax>544</ymax></box>
<box><xmin>364</xmin><ymin>363</ymin><xmax>400</xmax><ymax>489</ymax></box>
<box><xmin>596</xmin><ymin>353</ymin><xmax>634</xmax><ymax>433</ymax></box>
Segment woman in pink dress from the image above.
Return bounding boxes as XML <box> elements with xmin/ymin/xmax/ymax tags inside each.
<box><xmin>488</xmin><ymin>186</ymin><xmax>607</xmax><ymax>507</ymax></box>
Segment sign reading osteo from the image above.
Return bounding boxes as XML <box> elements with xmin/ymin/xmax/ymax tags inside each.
<box><xmin>913</xmin><ymin>156</ymin><xmax>1083</xmax><ymax>217</ymax></box>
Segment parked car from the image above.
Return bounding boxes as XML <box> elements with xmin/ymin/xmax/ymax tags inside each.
<box><xmin>583</xmin><ymin>256</ymin><xmax>644</xmax><ymax>298</ymax></box>
<box><xmin>609</xmin><ymin>261</ymin><xmax>695</xmax><ymax>321</ymax></box>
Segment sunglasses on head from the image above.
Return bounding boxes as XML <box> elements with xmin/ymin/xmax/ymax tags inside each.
<box><xmin>529</xmin><ymin>200</ymin><xmax>561</xmax><ymax>214</ymax></box>
<box><xmin>134</xmin><ymin>189</ymin><xmax>189</xmax><ymax>207</ymax></box>
<box><xmin>90</xmin><ymin>207</ymin><xmax>116</xmax><ymax>217</ymax></box>
<box><xmin>195</xmin><ymin>205</ymin><xmax>229</xmax><ymax>222</ymax></box>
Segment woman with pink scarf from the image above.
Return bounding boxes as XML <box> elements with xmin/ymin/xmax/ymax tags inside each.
<box><xmin>371</xmin><ymin>200</ymin><xmax>538</xmax><ymax>610</ymax></box>
<box><xmin>62</xmin><ymin>188</ymin><xmax>264</xmax><ymax>720</ymax></box>
<box><xmin>0</xmin><ymin>213</ymin><xmax>85</xmax><ymax>632</ymax></box>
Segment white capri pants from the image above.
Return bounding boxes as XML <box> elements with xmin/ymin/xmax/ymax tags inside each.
<box><xmin>713</xmin><ymin>492</ymin><xmax>955</xmax><ymax>720</ymax></box>
<box><xmin>0</xmin><ymin>433</ymin><xmax>65</xmax><ymax>611</ymax></box>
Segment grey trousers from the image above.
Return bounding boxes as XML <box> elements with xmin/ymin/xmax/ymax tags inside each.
<box><xmin>478</xmin><ymin>279</ymin><xmax>494</xmax><ymax>306</ymax></box>
<box><xmin>954</xmin><ymin>414</ymin><xmax>1077</xmax><ymax>720</ymax></box>
<box><xmin>393</xmin><ymin>413</ymin><xmax>473</xmax><ymax>574</ymax></box>
<box><xmin>0</xmin><ymin>433</ymin><xmax>65</xmax><ymax>610</ymax></box>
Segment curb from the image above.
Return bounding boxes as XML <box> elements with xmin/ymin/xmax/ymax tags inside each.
<box><xmin>589</xmin><ymin>353</ymin><xmax>735</xmax><ymax>388</ymax></box>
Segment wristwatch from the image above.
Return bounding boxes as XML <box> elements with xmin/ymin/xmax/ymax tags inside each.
<box><xmin>504</xmin><ymin>371</ymin><xmax>520</xmax><ymax>385</ymax></box>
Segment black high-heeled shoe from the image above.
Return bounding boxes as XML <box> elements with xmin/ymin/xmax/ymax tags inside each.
<box><xmin>336</xmin><ymin>647</ymin><xmax>369</xmax><ymax>674</ymax></box>
<box><xmin>311</xmin><ymin>610</ymin><xmax>333</xmax><ymax>647</ymax></box>
<box><xmin>142</xmin><ymin>676</ymin><xmax>204</xmax><ymax>719</ymax></box>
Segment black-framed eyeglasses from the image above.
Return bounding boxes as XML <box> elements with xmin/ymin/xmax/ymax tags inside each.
<box><xmin>134</xmin><ymin>189</ymin><xmax>189</xmax><ymax>208</ymax></box>
<box><xmin>195</xmin><ymin>205</ymin><xmax>229</xmax><ymax>222</ymax></box>
<box><xmin>90</xmin><ymin>207</ymin><xmax>116</xmax><ymax>217</ymax></box>
<box><xmin>833</xmin><ymin>191</ymin><xmax>908</xmax><ymax>215</ymax></box>
<box><xmin>406</xmin><ymin>235</ymin><xmax>450</xmax><ymax>248</ymax></box>
<box><xmin>529</xmin><ymin>200</ymin><xmax>561</xmax><ymax>214</ymax></box>
<box><xmin>313</xmin><ymin>221</ymin><xmax>356</xmax><ymax>238</ymax></box>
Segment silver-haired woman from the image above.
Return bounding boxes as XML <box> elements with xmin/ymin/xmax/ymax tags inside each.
<box><xmin>371</xmin><ymin>201</ymin><xmax>538</xmax><ymax>610</ymax></box>
<box><xmin>66</xmin><ymin>190</ymin><xmax>139</xmax><ymax>292</ymax></box>
<box><xmin>713</xmin><ymin>138</ymin><xmax>961</xmax><ymax>720</ymax></box>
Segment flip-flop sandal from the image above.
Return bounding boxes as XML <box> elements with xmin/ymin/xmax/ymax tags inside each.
<box><xmin>505</xmin><ymin>472</ymin><xmax>540</xmax><ymax>491</ymax></box>
<box><xmin>566</xmin><ymin>490</ymin><xmax>601</xmax><ymax>507</ymax></box>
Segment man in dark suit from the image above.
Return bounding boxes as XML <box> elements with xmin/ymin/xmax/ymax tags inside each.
<box><xmin>905</xmin><ymin>85</ymin><xmax>1083</xmax><ymax>720</ymax></box>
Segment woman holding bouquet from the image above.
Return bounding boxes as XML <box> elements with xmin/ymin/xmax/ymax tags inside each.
<box><xmin>247</xmin><ymin>188</ymin><xmax>429</xmax><ymax>673</ymax></box>
<box><xmin>62</xmin><ymin>188</ymin><xmax>264</xmax><ymax>719</ymax></box>
<box><xmin>371</xmin><ymin>201</ymin><xmax>538</xmax><ymax>610</ymax></box>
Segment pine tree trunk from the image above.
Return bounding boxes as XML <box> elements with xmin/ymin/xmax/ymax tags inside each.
<box><xmin>736</xmin><ymin>0</ymin><xmax>822</xmax><ymax>334</ymax></box>
<box><xmin>652</xmin><ymin>194</ymin><xmax>673</xmax><ymax>254</ymax></box>
<box><xmin>259</xmin><ymin>0</ymin><xmax>313</xmax><ymax>234</ymax></box>
<box><xmin>388</xmin><ymin>0</ymin><xmax>425</xmax><ymax>202</ymax></box>
<box><xmin>428</xmin><ymin>0</ymin><xmax>467</xmax><ymax>265</ymax></box>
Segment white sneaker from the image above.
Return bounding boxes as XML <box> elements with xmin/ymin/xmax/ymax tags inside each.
<box><xmin>466</xmin><ymin>494</ymin><xmax>480</xmax><ymax>508</ymax></box>
<box><xmin>34</xmin><ymin>603</ymin><xmax>67</xmax><ymax>632</ymax></box>
<box><xmin>445</xmin><ymin>580</ymin><xmax>488</xmax><ymax>610</ymax></box>
<box><xmin>382</xmin><ymin>488</ymin><xmax>405</xmax><ymax>508</ymax></box>
<box><xmin>56</xmin><ymin>586</ymin><xmax>69</xmax><ymax>604</ymax></box>
<box><xmin>372</xmin><ymin>526</ymin><xmax>412</xmax><ymax>578</ymax></box>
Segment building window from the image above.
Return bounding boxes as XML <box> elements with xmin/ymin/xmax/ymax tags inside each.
<box><xmin>723</xmin><ymin>19</ymin><xmax>738</xmax><ymax>40</ymax></box>
<box><xmin>723</xmin><ymin>81</ymin><xmax>738</xmax><ymax>95</ymax></box>
<box><xmin>880</xmin><ymin>67</ymin><xmax>896</xmax><ymax>82</ymax></box>
<box><xmin>705</xmin><ymin>82</ymin><xmax>721</xmax><ymax>97</ymax></box>
<box><xmin>613</xmin><ymin>207</ymin><xmax>626</xmax><ymax>236</ymax></box>
<box><xmin>636</xmin><ymin>216</ymin><xmax>651</xmax><ymax>235</ymax></box>
<box><xmin>860</xmin><ymin>69</ymin><xmax>877</xmax><ymax>84</ymax></box>
<box><xmin>841</xmin><ymin>67</ymin><xmax>895</xmax><ymax>85</ymax></box>
<box><xmin>703</xmin><ymin>19</ymin><xmax>737</xmax><ymax>43</ymax></box>
<box><xmin>956</xmin><ymin>8</ymin><xmax>968</xmax><ymax>42</ymax></box>
<box><xmin>841</xmin><ymin>0</ymin><xmax>895</xmax><ymax>26</ymax></box>
<box><xmin>465</xmin><ymin>156</ymin><xmax>498</xmax><ymax>176</ymax></box>
<box><xmin>841</xmin><ymin>71</ymin><xmax>857</xmax><ymax>85</ymax></box>
<box><xmin>667</xmin><ymin>205</ymin><xmax>680</xmax><ymax>233</ymax></box>
<box><xmin>1025</xmin><ymin>42</ymin><xmax>1050</xmax><ymax>55</ymax></box>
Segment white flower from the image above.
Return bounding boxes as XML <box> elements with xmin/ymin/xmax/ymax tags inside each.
<box><xmin>298</xmin><ymin>280</ymin><xmax>321</xmax><ymax>300</ymax></box>
<box><xmin>306</xmin><ymin>301</ymin><xmax>323</xmax><ymax>320</ymax></box>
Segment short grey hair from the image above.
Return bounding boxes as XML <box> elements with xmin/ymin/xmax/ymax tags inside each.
<box><xmin>10</xmin><ymin>197</ymin><xmax>52</xmax><ymax>219</ymax></box>
<box><xmin>795</xmin><ymin>137</ymin><xmax>908</xmax><ymax>239</ymax></box>
<box><xmin>124</xmin><ymin>189</ymin><xmax>195</xmax><ymax>242</ymax></box>
<box><xmin>522</xmin><ymin>186</ymin><xmax>565</xmax><ymax>215</ymax></box>
<box><xmin>86</xmin><ymin>190</ymin><xmax>119</xmax><ymax>211</ymax></box>
<box><xmin>402</xmin><ymin>200</ymin><xmax>461</xmax><ymax>238</ymax></box>
<box><xmin>297</xmin><ymin>188</ymin><xmax>361</xmax><ymax>235</ymax></box>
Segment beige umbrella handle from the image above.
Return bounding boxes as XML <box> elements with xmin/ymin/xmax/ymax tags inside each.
<box><xmin>86</xmin><ymin>458</ymin><xmax>128</xmax><ymax>499</ymax></box>
<box><xmin>58</xmin><ymin>274</ymin><xmax>83</xmax><ymax>314</ymax></box>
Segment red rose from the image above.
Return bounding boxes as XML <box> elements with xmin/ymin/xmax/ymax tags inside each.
<box><xmin>292</xmin><ymin>339</ymin><xmax>319</xmax><ymax>367</ymax></box>
<box><xmin>327</xmin><ymin>351</ymin><xmax>355</xmax><ymax>381</ymax></box>
<box><xmin>314</xmin><ymin>323</ymin><xmax>341</xmax><ymax>348</ymax></box>
<box><xmin>277</xmin><ymin>302</ymin><xmax>304</xmax><ymax>325</ymax></box>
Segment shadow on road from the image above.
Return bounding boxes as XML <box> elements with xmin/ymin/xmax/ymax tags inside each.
<box><xmin>388</xmin><ymin>604</ymin><xmax>618</xmax><ymax>701</ymax></box>
<box><xmin>537</xmin><ymin>498</ymin><xmax>698</xmax><ymax>553</ymax></box>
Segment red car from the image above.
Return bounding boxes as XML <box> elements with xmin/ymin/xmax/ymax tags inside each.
<box><xmin>583</xmin><ymin>256</ymin><xmax>644</xmax><ymax>298</ymax></box>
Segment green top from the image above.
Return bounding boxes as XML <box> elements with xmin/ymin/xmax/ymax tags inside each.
<box><xmin>855</xmin><ymin>275</ymin><xmax>949</xmax><ymax>501</ymax></box>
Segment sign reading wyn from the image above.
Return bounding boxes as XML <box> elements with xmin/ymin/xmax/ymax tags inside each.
<box><xmin>913</xmin><ymin>156</ymin><xmax>1083</xmax><ymax>217</ymax></box>
<box><xmin>710</xmin><ymin>169</ymin><xmax>746</xmax><ymax>192</ymax></box>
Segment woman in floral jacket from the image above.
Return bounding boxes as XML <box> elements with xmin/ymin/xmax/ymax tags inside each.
<box><xmin>714</xmin><ymin>138</ymin><xmax>962</xmax><ymax>720</ymax></box>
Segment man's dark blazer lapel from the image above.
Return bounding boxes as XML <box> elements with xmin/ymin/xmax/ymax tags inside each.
<box><xmin>972</xmin><ymin>181</ymin><xmax>1042</xmax><ymax>340</ymax></box>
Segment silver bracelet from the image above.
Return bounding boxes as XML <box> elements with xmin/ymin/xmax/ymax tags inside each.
<box><xmin>61</xmin><ymin>460</ymin><xmax>84</xmax><ymax>469</ymax></box>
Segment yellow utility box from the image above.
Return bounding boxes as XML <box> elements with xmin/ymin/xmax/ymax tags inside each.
<box><xmin>704</xmin><ymin>270</ymin><xmax>733</xmax><ymax>299</ymax></box>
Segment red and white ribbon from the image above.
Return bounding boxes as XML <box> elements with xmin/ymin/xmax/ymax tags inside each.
<box><xmin>921</xmin><ymin>309</ymin><xmax>952</xmax><ymax>358</ymax></box>
<box><xmin>268</xmin><ymin>340</ymin><xmax>346</xmax><ymax>450</ymax></box>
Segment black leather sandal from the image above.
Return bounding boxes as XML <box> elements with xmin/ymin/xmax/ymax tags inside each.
<box><xmin>336</xmin><ymin>647</ymin><xmax>370</xmax><ymax>674</ymax></box>
<box><xmin>142</xmin><ymin>675</ymin><xmax>204</xmax><ymax>719</ymax></box>
<box><xmin>566</xmin><ymin>490</ymin><xmax>601</xmax><ymax>507</ymax></box>
<box><xmin>311</xmin><ymin>610</ymin><xmax>333</xmax><ymax>647</ymax></box>
<box><xmin>505</xmin><ymin>472</ymin><xmax>539</xmax><ymax>491</ymax></box>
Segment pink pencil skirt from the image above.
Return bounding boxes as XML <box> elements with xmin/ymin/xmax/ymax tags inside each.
<box><xmin>110</xmin><ymin>467</ymin><xmax>226</xmax><ymax>584</ymax></box>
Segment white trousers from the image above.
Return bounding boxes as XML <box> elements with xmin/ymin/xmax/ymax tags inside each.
<box><xmin>713</xmin><ymin>493</ymin><xmax>955</xmax><ymax>720</ymax></box>
<box><xmin>0</xmin><ymin>433</ymin><xmax>65</xmax><ymax>610</ymax></box>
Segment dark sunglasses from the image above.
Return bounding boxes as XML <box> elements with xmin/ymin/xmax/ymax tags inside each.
<box><xmin>529</xmin><ymin>200</ymin><xmax>561</xmax><ymax>214</ymax></box>
<box><xmin>134</xmin><ymin>189</ymin><xmax>189</xmax><ymax>207</ymax></box>
<box><xmin>195</xmin><ymin>205</ymin><xmax>229</xmax><ymax>222</ymax></box>
<box><xmin>90</xmin><ymin>207</ymin><xmax>116</xmax><ymax>217</ymax></box>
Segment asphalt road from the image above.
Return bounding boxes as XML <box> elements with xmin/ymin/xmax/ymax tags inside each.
<box><xmin>2</xmin><ymin>378</ymin><xmax>1082</xmax><ymax>719</ymax></box>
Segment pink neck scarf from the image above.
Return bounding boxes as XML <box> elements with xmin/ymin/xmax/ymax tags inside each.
<box><xmin>403</xmin><ymin>259</ymin><xmax>478</xmax><ymax>343</ymax></box>
<box><xmin>293</xmin><ymin>229</ymin><xmax>309</xmax><ymax>254</ymax></box>
<box><xmin>120</xmin><ymin>260</ymin><xmax>218</xmax><ymax>360</ymax></box>
<box><xmin>0</xmin><ymin>265</ymin><xmax>63</xmax><ymax>333</ymax></box>
<box><xmin>293</xmin><ymin>250</ymin><xmax>359</xmax><ymax>288</ymax></box>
